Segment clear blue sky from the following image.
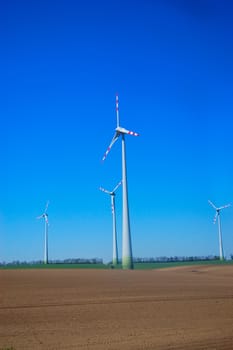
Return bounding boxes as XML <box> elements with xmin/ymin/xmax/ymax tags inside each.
<box><xmin>1</xmin><ymin>0</ymin><xmax>233</xmax><ymax>262</ymax></box>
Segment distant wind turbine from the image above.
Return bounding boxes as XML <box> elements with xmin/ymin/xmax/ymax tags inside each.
<box><xmin>37</xmin><ymin>201</ymin><xmax>50</xmax><ymax>264</ymax></box>
<box><xmin>100</xmin><ymin>180</ymin><xmax>122</xmax><ymax>266</ymax></box>
<box><xmin>102</xmin><ymin>94</ymin><xmax>139</xmax><ymax>269</ymax></box>
<box><xmin>208</xmin><ymin>200</ymin><xmax>231</xmax><ymax>260</ymax></box>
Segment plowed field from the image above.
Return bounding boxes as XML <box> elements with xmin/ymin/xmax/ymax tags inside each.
<box><xmin>1</xmin><ymin>265</ymin><xmax>233</xmax><ymax>349</ymax></box>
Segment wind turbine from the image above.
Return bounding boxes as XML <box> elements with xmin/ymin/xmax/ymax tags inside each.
<box><xmin>208</xmin><ymin>200</ymin><xmax>231</xmax><ymax>260</ymax></box>
<box><xmin>37</xmin><ymin>201</ymin><xmax>49</xmax><ymax>264</ymax></box>
<box><xmin>102</xmin><ymin>94</ymin><xmax>139</xmax><ymax>269</ymax></box>
<box><xmin>100</xmin><ymin>180</ymin><xmax>122</xmax><ymax>266</ymax></box>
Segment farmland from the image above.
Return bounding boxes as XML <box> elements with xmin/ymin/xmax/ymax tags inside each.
<box><xmin>1</xmin><ymin>264</ymin><xmax>233</xmax><ymax>349</ymax></box>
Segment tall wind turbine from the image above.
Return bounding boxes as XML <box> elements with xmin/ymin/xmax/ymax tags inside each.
<box><xmin>208</xmin><ymin>200</ymin><xmax>231</xmax><ymax>260</ymax></box>
<box><xmin>100</xmin><ymin>180</ymin><xmax>122</xmax><ymax>266</ymax></box>
<box><xmin>37</xmin><ymin>201</ymin><xmax>49</xmax><ymax>264</ymax></box>
<box><xmin>102</xmin><ymin>94</ymin><xmax>139</xmax><ymax>269</ymax></box>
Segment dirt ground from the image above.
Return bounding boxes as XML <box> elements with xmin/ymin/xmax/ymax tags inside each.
<box><xmin>0</xmin><ymin>265</ymin><xmax>233</xmax><ymax>350</ymax></box>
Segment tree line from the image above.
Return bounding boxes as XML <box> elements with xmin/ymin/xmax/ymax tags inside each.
<box><xmin>1</xmin><ymin>255</ymin><xmax>233</xmax><ymax>266</ymax></box>
<box><xmin>133</xmin><ymin>255</ymin><xmax>233</xmax><ymax>263</ymax></box>
<box><xmin>0</xmin><ymin>258</ymin><xmax>103</xmax><ymax>266</ymax></box>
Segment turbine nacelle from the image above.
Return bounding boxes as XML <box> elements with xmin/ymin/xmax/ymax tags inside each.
<box><xmin>37</xmin><ymin>201</ymin><xmax>50</xmax><ymax>225</ymax></box>
<box><xmin>99</xmin><ymin>180</ymin><xmax>122</xmax><ymax>196</ymax></box>
<box><xmin>37</xmin><ymin>213</ymin><xmax>49</xmax><ymax>224</ymax></box>
<box><xmin>43</xmin><ymin>213</ymin><xmax>49</xmax><ymax>224</ymax></box>
<box><xmin>115</xmin><ymin>126</ymin><xmax>139</xmax><ymax>137</ymax></box>
<box><xmin>102</xmin><ymin>127</ymin><xmax>139</xmax><ymax>162</ymax></box>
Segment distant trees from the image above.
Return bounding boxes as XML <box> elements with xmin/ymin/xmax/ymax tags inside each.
<box><xmin>133</xmin><ymin>255</ymin><xmax>220</xmax><ymax>263</ymax></box>
<box><xmin>0</xmin><ymin>258</ymin><xmax>103</xmax><ymax>266</ymax></box>
<box><xmin>54</xmin><ymin>258</ymin><xmax>103</xmax><ymax>264</ymax></box>
<box><xmin>2</xmin><ymin>255</ymin><xmax>233</xmax><ymax>267</ymax></box>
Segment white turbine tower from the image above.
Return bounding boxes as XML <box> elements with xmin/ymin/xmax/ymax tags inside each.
<box><xmin>37</xmin><ymin>201</ymin><xmax>49</xmax><ymax>264</ymax></box>
<box><xmin>208</xmin><ymin>200</ymin><xmax>231</xmax><ymax>260</ymax></box>
<box><xmin>102</xmin><ymin>94</ymin><xmax>139</xmax><ymax>269</ymax></box>
<box><xmin>100</xmin><ymin>180</ymin><xmax>122</xmax><ymax>266</ymax></box>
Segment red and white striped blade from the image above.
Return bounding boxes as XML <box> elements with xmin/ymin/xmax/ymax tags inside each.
<box><xmin>99</xmin><ymin>187</ymin><xmax>111</xmax><ymax>195</ymax></box>
<box><xmin>213</xmin><ymin>212</ymin><xmax>218</xmax><ymax>224</ymax></box>
<box><xmin>102</xmin><ymin>132</ymin><xmax>120</xmax><ymax>161</ymax></box>
<box><xmin>116</xmin><ymin>126</ymin><xmax>139</xmax><ymax>137</ymax></box>
<box><xmin>116</xmin><ymin>93</ymin><xmax>120</xmax><ymax>127</ymax></box>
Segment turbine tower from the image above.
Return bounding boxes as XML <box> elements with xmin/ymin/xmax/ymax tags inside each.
<box><xmin>100</xmin><ymin>180</ymin><xmax>122</xmax><ymax>266</ymax></box>
<box><xmin>102</xmin><ymin>94</ymin><xmax>139</xmax><ymax>269</ymax></box>
<box><xmin>208</xmin><ymin>200</ymin><xmax>231</xmax><ymax>260</ymax></box>
<box><xmin>37</xmin><ymin>201</ymin><xmax>49</xmax><ymax>264</ymax></box>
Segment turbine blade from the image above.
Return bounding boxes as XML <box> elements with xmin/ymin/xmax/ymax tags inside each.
<box><xmin>45</xmin><ymin>200</ymin><xmax>49</xmax><ymax>213</ymax></box>
<box><xmin>99</xmin><ymin>187</ymin><xmax>111</xmax><ymax>195</ymax></box>
<box><xmin>213</xmin><ymin>212</ymin><xmax>218</xmax><ymax>224</ymax></box>
<box><xmin>112</xmin><ymin>180</ymin><xmax>122</xmax><ymax>193</ymax></box>
<box><xmin>116</xmin><ymin>93</ymin><xmax>120</xmax><ymax>128</ymax></box>
<box><xmin>102</xmin><ymin>132</ymin><xmax>120</xmax><ymax>161</ymax></box>
<box><xmin>208</xmin><ymin>200</ymin><xmax>217</xmax><ymax>210</ymax></box>
<box><xmin>116</xmin><ymin>126</ymin><xmax>139</xmax><ymax>136</ymax></box>
<box><xmin>36</xmin><ymin>215</ymin><xmax>43</xmax><ymax>219</ymax></box>
<box><xmin>218</xmin><ymin>204</ymin><xmax>231</xmax><ymax>210</ymax></box>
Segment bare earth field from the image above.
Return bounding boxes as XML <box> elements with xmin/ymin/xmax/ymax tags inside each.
<box><xmin>0</xmin><ymin>265</ymin><xmax>233</xmax><ymax>350</ymax></box>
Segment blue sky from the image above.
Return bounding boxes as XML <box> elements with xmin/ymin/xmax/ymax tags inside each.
<box><xmin>1</xmin><ymin>0</ymin><xmax>233</xmax><ymax>262</ymax></box>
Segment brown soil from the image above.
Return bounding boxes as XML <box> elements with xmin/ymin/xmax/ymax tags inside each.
<box><xmin>0</xmin><ymin>265</ymin><xmax>233</xmax><ymax>349</ymax></box>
